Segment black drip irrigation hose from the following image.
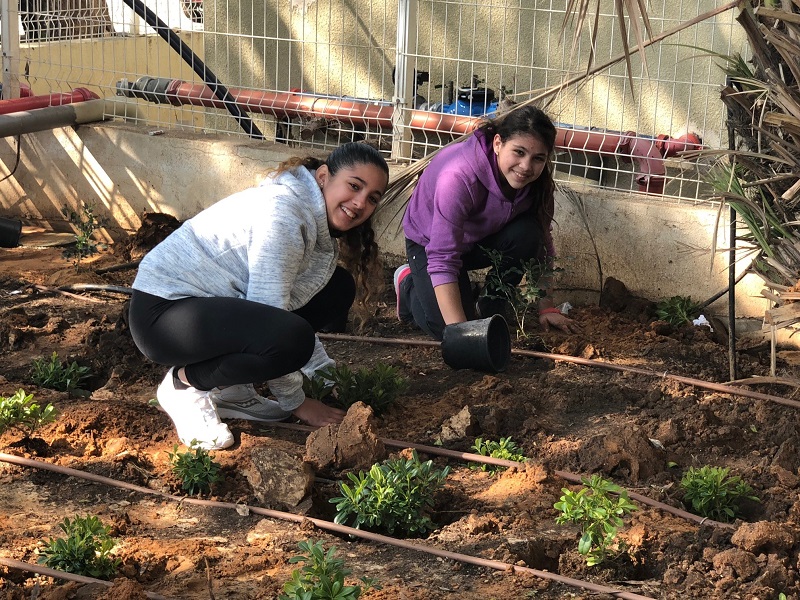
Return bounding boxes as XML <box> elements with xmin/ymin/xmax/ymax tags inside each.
<box><xmin>0</xmin><ymin>452</ymin><xmax>656</xmax><ymax>600</ymax></box>
<box><xmin>318</xmin><ymin>332</ymin><xmax>800</xmax><ymax>409</ymax></box>
<box><xmin>119</xmin><ymin>0</ymin><xmax>263</xmax><ymax>140</ymax></box>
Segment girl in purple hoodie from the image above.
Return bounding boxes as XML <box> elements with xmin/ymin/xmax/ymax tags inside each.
<box><xmin>396</xmin><ymin>105</ymin><xmax>578</xmax><ymax>340</ymax></box>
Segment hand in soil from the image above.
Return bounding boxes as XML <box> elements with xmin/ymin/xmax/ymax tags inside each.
<box><xmin>292</xmin><ymin>397</ymin><xmax>346</xmax><ymax>426</ymax></box>
<box><xmin>540</xmin><ymin>311</ymin><xmax>581</xmax><ymax>334</ymax></box>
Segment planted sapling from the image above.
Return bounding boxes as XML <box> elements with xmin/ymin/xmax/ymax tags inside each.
<box><xmin>655</xmin><ymin>295</ymin><xmax>702</xmax><ymax>327</ymax></box>
<box><xmin>168</xmin><ymin>442</ymin><xmax>224</xmax><ymax>496</ymax></box>
<box><xmin>62</xmin><ymin>202</ymin><xmax>101</xmax><ymax>266</ymax></box>
<box><xmin>314</xmin><ymin>362</ymin><xmax>408</xmax><ymax>415</ymax></box>
<box><xmin>0</xmin><ymin>389</ymin><xmax>57</xmax><ymax>436</ymax></box>
<box><xmin>31</xmin><ymin>352</ymin><xmax>91</xmax><ymax>393</ymax></box>
<box><xmin>279</xmin><ymin>539</ymin><xmax>380</xmax><ymax>600</ymax></box>
<box><xmin>554</xmin><ymin>474</ymin><xmax>638</xmax><ymax>566</ymax></box>
<box><xmin>470</xmin><ymin>436</ymin><xmax>527</xmax><ymax>475</ymax></box>
<box><xmin>331</xmin><ymin>450</ymin><xmax>450</xmax><ymax>536</ymax></box>
<box><xmin>680</xmin><ymin>465</ymin><xmax>759</xmax><ymax>522</ymax></box>
<box><xmin>38</xmin><ymin>515</ymin><xmax>121</xmax><ymax>579</ymax></box>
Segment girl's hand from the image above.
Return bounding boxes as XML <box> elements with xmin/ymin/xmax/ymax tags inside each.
<box><xmin>292</xmin><ymin>398</ymin><xmax>346</xmax><ymax>426</ymax></box>
<box><xmin>539</xmin><ymin>311</ymin><xmax>581</xmax><ymax>334</ymax></box>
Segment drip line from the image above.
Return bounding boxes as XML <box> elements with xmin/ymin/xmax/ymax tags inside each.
<box><xmin>318</xmin><ymin>332</ymin><xmax>800</xmax><ymax>409</ymax></box>
<box><xmin>0</xmin><ymin>452</ymin><xmax>655</xmax><ymax>600</ymax></box>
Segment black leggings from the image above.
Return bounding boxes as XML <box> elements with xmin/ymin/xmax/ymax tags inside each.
<box><xmin>401</xmin><ymin>210</ymin><xmax>544</xmax><ymax>340</ymax></box>
<box><xmin>128</xmin><ymin>266</ymin><xmax>355</xmax><ymax>391</ymax></box>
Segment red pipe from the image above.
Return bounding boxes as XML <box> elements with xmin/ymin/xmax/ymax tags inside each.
<box><xmin>0</xmin><ymin>88</ymin><xmax>99</xmax><ymax>115</ymax></box>
<box><xmin>129</xmin><ymin>78</ymin><xmax>705</xmax><ymax>194</ymax></box>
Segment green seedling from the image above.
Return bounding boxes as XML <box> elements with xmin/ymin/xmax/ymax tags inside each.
<box><xmin>38</xmin><ymin>515</ymin><xmax>120</xmax><ymax>580</ymax></box>
<box><xmin>680</xmin><ymin>465</ymin><xmax>759</xmax><ymax>522</ymax></box>
<box><xmin>62</xmin><ymin>203</ymin><xmax>101</xmax><ymax>265</ymax></box>
<box><xmin>31</xmin><ymin>352</ymin><xmax>91</xmax><ymax>393</ymax></box>
<box><xmin>470</xmin><ymin>436</ymin><xmax>527</xmax><ymax>475</ymax></box>
<box><xmin>279</xmin><ymin>539</ymin><xmax>380</xmax><ymax>600</ymax></box>
<box><xmin>168</xmin><ymin>442</ymin><xmax>224</xmax><ymax>496</ymax></box>
<box><xmin>331</xmin><ymin>450</ymin><xmax>450</xmax><ymax>537</ymax></box>
<box><xmin>303</xmin><ymin>372</ymin><xmax>335</xmax><ymax>401</ymax></box>
<box><xmin>554</xmin><ymin>474</ymin><xmax>638</xmax><ymax>566</ymax></box>
<box><xmin>0</xmin><ymin>389</ymin><xmax>57</xmax><ymax>436</ymax></box>
<box><xmin>314</xmin><ymin>362</ymin><xmax>408</xmax><ymax>415</ymax></box>
<box><xmin>480</xmin><ymin>247</ymin><xmax>559</xmax><ymax>339</ymax></box>
<box><xmin>655</xmin><ymin>295</ymin><xmax>702</xmax><ymax>327</ymax></box>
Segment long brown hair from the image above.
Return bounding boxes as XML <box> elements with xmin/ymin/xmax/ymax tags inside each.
<box><xmin>272</xmin><ymin>142</ymin><xmax>388</xmax><ymax>330</ymax></box>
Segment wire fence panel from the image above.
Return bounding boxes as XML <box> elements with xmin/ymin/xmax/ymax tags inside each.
<box><xmin>0</xmin><ymin>0</ymin><xmax>746</xmax><ymax>202</ymax></box>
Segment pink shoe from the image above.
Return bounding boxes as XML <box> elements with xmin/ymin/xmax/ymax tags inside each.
<box><xmin>393</xmin><ymin>264</ymin><xmax>411</xmax><ymax>321</ymax></box>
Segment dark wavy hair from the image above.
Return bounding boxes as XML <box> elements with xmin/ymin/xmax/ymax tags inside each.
<box><xmin>273</xmin><ymin>142</ymin><xmax>389</xmax><ymax>330</ymax></box>
<box><xmin>479</xmin><ymin>105</ymin><xmax>556</xmax><ymax>234</ymax></box>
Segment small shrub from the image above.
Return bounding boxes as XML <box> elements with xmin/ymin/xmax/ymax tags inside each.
<box><xmin>0</xmin><ymin>389</ymin><xmax>57</xmax><ymax>435</ymax></box>
<box><xmin>279</xmin><ymin>539</ymin><xmax>380</xmax><ymax>600</ymax></box>
<box><xmin>168</xmin><ymin>443</ymin><xmax>224</xmax><ymax>496</ymax></box>
<box><xmin>655</xmin><ymin>295</ymin><xmax>702</xmax><ymax>327</ymax></box>
<box><xmin>554</xmin><ymin>474</ymin><xmax>638</xmax><ymax>566</ymax></box>
<box><xmin>314</xmin><ymin>363</ymin><xmax>408</xmax><ymax>415</ymax></box>
<box><xmin>31</xmin><ymin>352</ymin><xmax>91</xmax><ymax>393</ymax></box>
<box><xmin>470</xmin><ymin>436</ymin><xmax>527</xmax><ymax>475</ymax></box>
<box><xmin>331</xmin><ymin>450</ymin><xmax>450</xmax><ymax>536</ymax></box>
<box><xmin>680</xmin><ymin>465</ymin><xmax>759</xmax><ymax>522</ymax></box>
<box><xmin>303</xmin><ymin>372</ymin><xmax>335</xmax><ymax>401</ymax></box>
<box><xmin>62</xmin><ymin>203</ymin><xmax>101</xmax><ymax>265</ymax></box>
<box><xmin>38</xmin><ymin>515</ymin><xmax>120</xmax><ymax>579</ymax></box>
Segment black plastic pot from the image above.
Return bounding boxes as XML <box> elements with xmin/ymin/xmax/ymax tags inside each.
<box><xmin>0</xmin><ymin>217</ymin><xmax>22</xmax><ymax>248</ymax></box>
<box><xmin>441</xmin><ymin>315</ymin><xmax>511</xmax><ymax>373</ymax></box>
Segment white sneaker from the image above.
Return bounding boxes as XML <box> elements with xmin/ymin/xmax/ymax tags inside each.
<box><xmin>209</xmin><ymin>383</ymin><xmax>292</xmax><ymax>422</ymax></box>
<box><xmin>156</xmin><ymin>368</ymin><xmax>234</xmax><ymax>450</ymax></box>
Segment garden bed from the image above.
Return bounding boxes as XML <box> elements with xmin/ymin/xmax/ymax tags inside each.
<box><xmin>0</xmin><ymin>231</ymin><xmax>799</xmax><ymax>600</ymax></box>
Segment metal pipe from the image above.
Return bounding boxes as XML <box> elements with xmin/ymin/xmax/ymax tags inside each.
<box><xmin>116</xmin><ymin>76</ymin><xmax>703</xmax><ymax>194</ymax></box>
<box><xmin>0</xmin><ymin>88</ymin><xmax>99</xmax><ymax>115</ymax></box>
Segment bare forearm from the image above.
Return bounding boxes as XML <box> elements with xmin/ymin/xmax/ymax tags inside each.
<box><xmin>434</xmin><ymin>282</ymin><xmax>468</xmax><ymax>325</ymax></box>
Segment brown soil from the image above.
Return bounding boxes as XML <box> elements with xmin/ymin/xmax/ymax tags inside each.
<box><xmin>1</xmin><ymin>223</ymin><xmax>800</xmax><ymax>600</ymax></box>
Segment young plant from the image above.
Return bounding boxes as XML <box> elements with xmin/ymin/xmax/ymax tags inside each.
<box><xmin>279</xmin><ymin>539</ymin><xmax>380</xmax><ymax>600</ymax></box>
<box><xmin>331</xmin><ymin>450</ymin><xmax>450</xmax><ymax>536</ymax></box>
<box><xmin>62</xmin><ymin>202</ymin><xmax>101</xmax><ymax>265</ymax></box>
<box><xmin>314</xmin><ymin>363</ymin><xmax>408</xmax><ymax>415</ymax></box>
<box><xmin>168</xmin><ymin>442</ymin><xmax>224</xmax><ymax>496</ymax></box>
<box><xmin>0</xmin><ymin>389</ymin><xmax>57</xmax><ymax>436</ymax></box>
<box><xmin>470</xmin><ymin>436</ymin><xmax>527</xmax><ymax>475</ymax></box>
<box><xmin>655</xmin><ymin>295</ymin><xmax>702</xmax><ymax>327</ymax></box>
<box><xmin>480</xmin><ymin>247</ymin><xmax>557</xmax><ymax>339</ymax></box>
<box><xmin>554</xmin><ymin>474</ymin><xmax>638</xmax><ymax>566</ymax></box>
<box><xmin>680</xmin><ymin>465</ymin><xmax>759</xmax><ymax>522</ymax></box>
<box><xmin>38</xmin><ymin>515</ymin><xmax>121</xmax><ymax>580</ymax></box>
<box><xmin>31</xmin><ymin>352</ymin><xmax>91</xmax><ymax>393</ymax></box>
<box><xmin>303</xmin><ymin>372</ymin><xmax>335</xmax><ymax>401</ymax></box>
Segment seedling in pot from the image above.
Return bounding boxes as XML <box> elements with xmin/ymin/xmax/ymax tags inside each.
<box><xmin>331</xmin><ymin>449</ymin><xmax>450</xmax><ymax>537</ymax></box>
<box><xmin>554</xmin><ymin>474</ymin><xmax>638</xmax><ymax>566</ymax></box>
<box><xmin>279</xmin><ymin>539</ymin><xmax>381</xmax><ymax>600</ymax></box>
<box><xmin>312</xmin><ymin>362</ymin><xmax>408</xmax><ymax>415</ymax></box>
<box><xmin>655</xmin><ymin>295</ymin><xmax>702</xmax><ymax>327</ymax></box>
<box><xmin>680</xmin><ymin>465</ymin><xmax>759</xmax><ymax>522</ymax></box>
<box><xmin>168</xmin><ymin>442</ymin><xmax>224</xmax><ymax>496</ymax></box>
<box><xmin>30</xmin><ymin>351</ymin><xmax>91</xmax><ymax>393</ymax></box>
<box><xmin>470</xmin><ymin>436</ymin><xmax>527</xmax><ymax>475</ymax></box>
<box><xmin>0</xmin><ymin>389</ymin><xmax>57</xmax><ymax>436</ymax></box>
<box><xmin>38</xmin><ymin>515</ymin><xmax>121</xmax><ymax>580</ymax></box>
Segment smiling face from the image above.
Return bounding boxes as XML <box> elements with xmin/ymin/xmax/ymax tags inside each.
<box><xmin>492</xmin><ymin>132</ymin><xmax>550</xmax><ymax>192</ymax></box>
<box><xmin>317</xmin><ymin>162</ymin><xmax>388</xmax><ymax>233</ymax></box>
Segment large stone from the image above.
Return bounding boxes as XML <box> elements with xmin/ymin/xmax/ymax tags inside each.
<box><xmin>305</xmin><ymin>402</ymin><xmax>386</xmax><ymax>471</ymax></box>
<box><xmin>440</xmin><ymin>405</ymin><xmax>480</xmax><ymax>442</ymax></box>
<box><xmin>244</xmin><ymin>447</ymin><xmax>315</xmax><ymax>509</ymax></box>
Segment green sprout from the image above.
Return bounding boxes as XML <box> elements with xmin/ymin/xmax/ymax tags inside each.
<box><xmin>38</xmin><ymin>515</ymin><xmax>121</xmax><ymax>580</ymax></box>
<box><xmin>680</xmin><ymin>466</ymin><xmax>759</xmax><ymax>522</ymax></box>
<box><xmin>168</xmin><ymin>442</ymin><xmax>224</xmax><ymax>496</ymax></box>
<box><xmin>0</xmin><ymin>389</ymin><xmax>57</xmax><ymax>436</ymax></box>
<box><xmin>470</xmin><ymin>436</ymin><xmax>527</xmax><ymax>475</ymax></box>
<box><xmin>31</xmin><ymin>352</ymin><xmax>91</xmax><ymax>393</ymax></box>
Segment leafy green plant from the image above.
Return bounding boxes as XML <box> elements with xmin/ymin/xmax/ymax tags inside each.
<box><xmin>680</xmin><ymin>465</ymin><xmax>759</xmax><ymax>523</ymax></box>
<box><xmin>38</xmin><ymin>515</ymin><xmax>120</xmax><ymax>579</ymax></box>
<box><xmin>331</xmin><ymin>450</ymin><xmax>450</xmax><ymax>536</ymax></box>
<box><xmin>470</xmin><ymin>436</ymin><xmax>527</xmax><ymax>475</ymax></box>
<box><xmin>62</xmin><ymin>203</ymin><xmax>101</xmax><ymax>264</ymax></box>
<box><xmin>168</xmin><ymin>443</ymin><xmax>224</xmax><ymax>496</ymax></box>
<box><xmin>480</xmin><ymin>247</ymin><xmax>558</xmax><ymax>339</ymax></box>
<box><xmin>554</xmin><ymin>474</ymin><xmax>638</xmax><ymax>566</ymax></box>
<box><xmin>313</xmin><ymin>363</ymin><xmax>408</xmax><ymax>415</ymax></box>
<box><xmin>31</xmin><ymin>352</ymin><xmax>91</xmax><ymax>393</ymax></box>
<box><xmin>0</xmin><ymin>389</ymin><xmax>57</xmax><ymax>436</ymax></box>
<box><xmin>279</xmin><ymin>539</ymin><xmax>380</xmax><ymax>600</ymax></box>
<box><xmin>303</xmin><ymin>372</ymin><xmax>335</xmax><ymax>401</ymax></box>
<box><xmin>655</xmin><ymin>295</ymin><xmax>702</xmax><ymax>327</ymax></box>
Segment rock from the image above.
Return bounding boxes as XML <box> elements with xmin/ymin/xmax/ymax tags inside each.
<box><xmin>304</xmin><ymin>402</ymin><xmax>386</xmax><ymax>471</ymax></box>
<box><xmin>579</xmin><ymin>425</ymin><xmax>664</xmax><ymax>483</ymax></box>
<box><xmin>245</xmin><ymin>447</ymin><xmax>314</xmax><ymax>509</ymax></box>
<box><xmin>731</xmin><ymin>521</ymin><xmax>794</xmax><ymax>554</ymax></box>
<box><xmin>440</xmin><ymin>406</ymin><xmax>480</xmax><ymax>441</ymax></box>
<box><xmin>711</xmin><ymin>548</ymin><xmax>759</xmax><ymax>580</ymax></box>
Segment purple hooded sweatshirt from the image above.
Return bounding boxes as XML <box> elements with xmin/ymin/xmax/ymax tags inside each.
<box><xmin>402</xmin><ymin>128</ymin><xmax>555</xmax><ymax>288</ymax></box>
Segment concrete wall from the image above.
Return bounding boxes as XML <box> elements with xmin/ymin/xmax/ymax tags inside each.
<box><xmin>0</xmin><ymin>122</ymin><xmax>768</xmax><ymax>320</ymax></box>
